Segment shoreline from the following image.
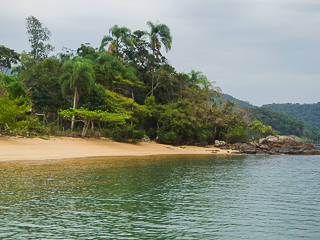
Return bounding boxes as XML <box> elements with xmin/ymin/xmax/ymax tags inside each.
<box><xmin>0</xmin><ymin>136</ymin><xmax>232</xmax><ymax>162</ymax></box>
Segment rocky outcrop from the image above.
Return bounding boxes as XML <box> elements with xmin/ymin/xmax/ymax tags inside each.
<box><xmin>225</xmin><ymin>136</ymin><xmax>320</xmax><ymax>155</ymax></box>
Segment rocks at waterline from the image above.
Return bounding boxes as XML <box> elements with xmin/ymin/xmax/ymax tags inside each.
<box><xmin>219</xmin><ymin>136</ymin><xmax>320</xmax><ymax>155</ymax></box>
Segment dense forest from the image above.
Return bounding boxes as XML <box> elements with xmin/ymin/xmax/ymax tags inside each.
<box><xmin>221</xmin><ymin>95</ymin><xmax>320</xmax><ymax>142</ymax></box>
<box><xmin>0</xmin><ymin>16</ymin><xmax>318</xmax><ymax>144</ymax></box>
<box><xmin>263</xmin><ymin>103</ymin><xmax>320</xmax><ymax>130</ymax></box>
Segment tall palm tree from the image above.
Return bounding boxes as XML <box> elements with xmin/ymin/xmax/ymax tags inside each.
<box><xmin>60</xmin><ymin>57</ymin><xmax>94</xmax><ymax>129</ymax></box>
<box><xmin>98</xmin><ymin>25</ymin><xmax>134</xmax><ymax>61</ymax></box>
<box><xmin>188</xmin><ymin>70</ymin><xmax>207</xmax><ymax>87</ymax></box>
<box><xmin>147</xmin><ymin>21</ymin><xmax>172</xmax><ymax>59</ymax></box>
<box><xmin>188</xmin><ymin>70</ymin><xmax>221</xmax><ymax>99</ymax></box>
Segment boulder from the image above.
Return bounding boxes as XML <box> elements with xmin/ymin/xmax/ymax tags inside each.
<box><xmin>216</xmin><ymin>136</ymin><xmax>320</xmax><ymax>155</ymax></box>
<box><xmin>278</xmin><ymin>135</ymin><xmax>296</xmax><ymax>144</ymax></box>
<box><xmin>259</xmin><ymin>144</ymin><xmax>270</xmax><ymax>151</ymax></box>
<box><xmin>215</xmin><ymin>140</ymin><xmax>227</xmax><ymax>147</ymax></box>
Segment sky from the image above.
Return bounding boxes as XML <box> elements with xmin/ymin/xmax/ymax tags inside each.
<box><xmin>1</xmin><ymin>0</ymin><xmax>320</xmax><ymax>106</ymax></box>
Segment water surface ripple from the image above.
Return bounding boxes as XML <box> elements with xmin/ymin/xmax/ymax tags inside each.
<box><xmin>0</xmin><ymin>155</ymin><xmax>319</xmax><ymax>239</ymax></box>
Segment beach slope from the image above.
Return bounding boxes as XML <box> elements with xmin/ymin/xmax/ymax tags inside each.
<box><xmin>0</xmin><ymin>136</ymin><xmax>230</xmax><ymax>161</ymax></box>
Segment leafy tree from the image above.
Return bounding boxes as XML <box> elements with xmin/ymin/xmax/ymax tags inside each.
<box><xmin>147</xmin><ymin>21</ymin><xmax>172</xmax><ymax>59</ymax></box>
<box><xmin>25</xmin><ymin>16</ymin><xmax>54</xmax><ymax>61</ymax></box>
<box><xmin>225</xmin><ymin>125</ymin><xmax>249</xmax><ymax>143</ymax></box>
<box><xmin>249</xmin><ymin>120</ymin><xmax>279</xmax><ymax>140</ymax></box>
<box><xmin>56</xmin><ymin>47</ymin><xmax>76</xmax><ymax>63</ymax></box>
<box><xmin>0</xmin><ymin>96</ymin><xmax>29</xmax><ymax>131</ymax></box>
<box><xmin>99</xmin><ymin>25</ymin><xmax>134</xmax><ymax>61</ymax></box>
<box><xmin>31</xmin><ymin>59</ymin><xmax>64</xmax><ymax>115</ymax></box>
<box><xmin>60</xmin><ymin>57</ymin><xmax>95</xmax><ymax>129</ymax></box>
<box><xmin>104</xmin><ymin>89</ymin><xmax>150</xmax><ymax>128</ymax></box>
<box><xmin>77</xmin><ymin>43</ymin><xmax>99</xmax><ymax>61</ymax></box>
<box><xmin>93</xmin><ymin>53</ymin><xmax>144</xmax><ymax>101</ymax></box>
<box><xmin>0</xmin><ymin>75</ymin><xmax>30</xmax><ymax>105</ymax></box>
<box><xmin>187</xmin><ymin>70</ymin><xmax>208</xmax><ymax>88</ymax></box>
<box><xmin>0</xmin><ymin>45</ymin><xmax>20</xmax><ymax>75</ymax></box>
<box><xmin>59</xmin><ymin>107</ymin><xmax>130</xmax><ymax>138</ymax></box>
<box><xmin>249</xmin><ymin>107</ymin><xmax>305</xmax><ymax>137</ymax></box>
<box><xmin>12</xmin><ymin>51</ymin><xmax>38</xmax><ymax>91</ymax></box>
<box><xmin>79</xmin><ymin>83</ymin><xmax>108</xmax><ymax>111</ymax></box>
<box><xmin>146</xmin><ymin>65</ymin><xmax>181</xmax><ymax>104</ymax></box>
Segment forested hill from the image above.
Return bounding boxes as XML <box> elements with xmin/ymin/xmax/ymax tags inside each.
<box><xmin>248</xmin><ymin>107</ymin><xmax>306</xmax><ymax>137</ymax></box>
<box><xmin>220</xmin><ymin>93</ymin><xmax>320</xmax><ymax>141</ymax></box>
<box><xmin>263</xmin><ymin>103</ymin><xmax>320</xmax><ymax>129</ymax></box>
<box><xmin>221</xmin><ymin>93</ymin><xmax>255</xmax><ymax>108</ymax></box>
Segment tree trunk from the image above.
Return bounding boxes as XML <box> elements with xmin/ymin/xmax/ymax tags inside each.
<box><xmin>82</xmin><ymin>120</ymin><xmax>90</xmax><ymax>138</ymax></box>
<box><xmin>131</xmin><ymin>90</ymin><xmax>134</xmax><ymax>127</ymax></box>
<box><xmin>71</xmin><ymin>87</ymin><xmax>77</xmax><ymax>130</ymax></box>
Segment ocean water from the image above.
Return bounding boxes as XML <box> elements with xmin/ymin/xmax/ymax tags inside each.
<box><xmin>0</xmin><ymin>154</ymin><xmax>319</xmax><ymax>239</ymax></box>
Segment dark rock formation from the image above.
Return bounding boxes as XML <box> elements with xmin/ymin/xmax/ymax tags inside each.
<box><xmin>225</xmin><ymin>136</ymin><xmax>320</xmax><ymax>155</ymax></box>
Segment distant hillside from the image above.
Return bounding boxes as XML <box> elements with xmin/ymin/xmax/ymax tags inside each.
<box><xmin>219</xmin><ymin>94</ymin><xmax>320</xmax><ymax>141</ymax></box>
<box><xmin>263</xmin><ymin>102</ymin><xmax>320</xmax><ymax>129</ymax></box>
<box><xmin>248</xmin><ymin>107</ymin><xmax>306</xmax><ymax>137</ymax></box>
<box><xmin>221</xmin><ymin>93</ymin><xmax>255</xmax><ymax>108</ymax></box>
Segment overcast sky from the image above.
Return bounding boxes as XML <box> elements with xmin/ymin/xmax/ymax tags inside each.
<box><xmin>1</xmin><ymin>0</ymin><xmax>320</xmax><ymax>106</ymax></box>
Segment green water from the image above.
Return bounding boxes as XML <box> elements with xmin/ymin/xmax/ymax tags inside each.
<box><xmin>1</xmin><ymin>154</ymin><xmax>320</xmax><ymax>239</ymax></box>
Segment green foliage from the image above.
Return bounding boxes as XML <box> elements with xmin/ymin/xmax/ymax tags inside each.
<box><xmin>110</xmin><ymin>127</ymin><xmax>145</xmax><ymax>142</ymax></box>
<box><xmin>77</xmin><ymin>43</ymin><xmax>99</xmax><ymax>61</ymax></box>
<box><xmin>0</xmin><ymin>75</ymin><xmax>31</xmax><ymax>105</ymax></box>
<box><xmin>60</xmin><ymin>57</ymin><xmax>95</xmax><ymax>129</ymax></box>
<box><xmin>0</xmin><ymin>96</ymin><xmax>29</xmax><ymax>131</ymax></box>
<box><xmin>2</xmin><ymin>19</ymin><xmax>275</xmax><ymax>146</ymax></box>
<box><xmin>303</xmin><ymin>125</ymin><xmax>320</xmax><ymax>142</ymax></box>
<box><xmin>59</xmin><ymin>107</ymin><xmax>130</xmax><ymax>137</ymax></box>
<box><xmin>99</xmin><ymin>25</ymin><xmax>134</xmax><ymax>61</ymax></box>
<box><xmin>0</xmin><ymin>45</ymin><xmax>20</xmax><ymax>74</ymax></box>
<box><xmin>248</xmin><ymin>107</ymin><xmax>305</xmax><ymax>137</ymax></box>
<box><xmin>154</xmin><ymin>99</ymin><xmax>247</xmax><ymax>145</ymax></box>
<box><xmin>249</xmin><ymin>120</ymin><xmax>279</xmax><ymax>140</ymax></box>
<box><xmin>31</xmin><ymin>58</ymin><xmax>64</xmax><ymax>114</ymax></box>
<box><xmin>25</xmin><ymin>16</ymin><xmax>54</xmax><ymax>61</ymax></box>
<box><xmin>79</xmin><ymin>83</ymin><xmax>108</xmax><ymax>111</ymax></box>
<box><xmin>263</xmin><ymin>102</ymin><xmax>320</xmax><ymax>130</ymax></box>
<box><xmin>105</xmin><ymin>89</ymin><xmax>150</xmax><ymax>127</ymax></box>
<box><xmin>23</xmin><ymin>117</ymin><xmax>46</xmax><ymax>135</ymax></box>
<box><xmin>13</xmin><ymin>51</ymin><xmax>37</xmax><ymax>90</ymax></box>
<box><xmin>225</xmin><ymin>125</ymin><xmax>249</xmax><ymax>143</ymax></box>
<box><xmin>147</xmin><ymin>21</ymin><xmax>172</xmax><ymax>59</ymax></box>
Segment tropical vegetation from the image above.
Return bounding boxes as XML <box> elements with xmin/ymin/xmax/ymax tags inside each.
<box><xmin>2</xmin><ymin>16</ymin><xmax>317</xmax><ymax>144</ymax></box>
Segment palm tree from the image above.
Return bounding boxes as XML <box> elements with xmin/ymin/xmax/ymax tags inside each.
<box><xmin>147</xmin><ymin>21</ymin><xmax>172</xmax><ymax>59</ymax></box>
<box><xmin>98</xmin><ymin>25</ymin><xmax>133</xmax><ymax>61</ymax></box>
<box><xmin>60</xmin><ymin>57</ymin><xmax>94</xmax><ymax>129</ymax></box>
<box><xmin>188</xmin><ymin>70</ymin><xmax>207</xmax><ymax>87</ymax></box>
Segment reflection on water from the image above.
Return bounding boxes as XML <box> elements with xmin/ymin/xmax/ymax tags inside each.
<box><xmin>0</xmin><ymin>155</ymin><xmax>320</xmax><ymax>239</ymax></box>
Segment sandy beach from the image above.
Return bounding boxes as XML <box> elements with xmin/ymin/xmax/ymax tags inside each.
<box><xmin>0</xmin><ymin>136</ymin><xmax>231</xmax><ymax>161</ymax></box>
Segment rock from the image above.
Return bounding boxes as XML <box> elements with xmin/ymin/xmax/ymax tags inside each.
<box><xmin>142</xmin><ymin>135</ymin><xmax>151</xmax><ymax>143</ymax></box>
<box><xmin>259</xmin><ymin>138</ymin><xmax>266</xmax><ymax>144</ymax></box>
<box><xmin>278</xmin><ymin>135</ymin><xmax>296</xmax><ymax>143</ymax></box>
<box><xmin>266</xmin><ymin>135</ymin><xmax>279</xmax><ymax>142</ymax></box>
<box><xmin>259</xmin><ymin>144</ymin><xmax>270</xmax><ymax>151</ymax></box>
<box><xmin>234</xmin><ymin>143</ymin><xmax>257</xmax><ymax>154</ymax></box>
<box><xmin>215</xmin><ymin>140</ymin><xmax>226</xmax><ymax>147</ymax></box>
<box><xmin>221</xmin><ymin>136</ymin><xmax>320</xmax><ymax>155</ymax></box>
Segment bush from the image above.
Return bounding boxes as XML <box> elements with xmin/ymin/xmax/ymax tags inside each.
<box><xmin>111</xmin><ymin>127</ymin><xmax>145</xmax><ymax>142</ymax></box>
<box><xmin>225</xmin><ymin>125</ymin><xmax>249</xmax><ymax>143</ymax></box>
<box><xmin>23</xmin><ymin>117</ymin><xmax>46</xmax><ymax>134</ymax></box>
